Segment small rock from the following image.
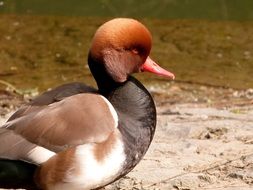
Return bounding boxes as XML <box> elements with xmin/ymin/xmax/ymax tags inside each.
<box><xmin>216</xmin><ymin>53</ymin><xmax>223</xmax><ymax>58</ymax></box>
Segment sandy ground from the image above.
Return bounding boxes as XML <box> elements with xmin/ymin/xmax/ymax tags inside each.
<box><xmin>107</xmin><ymin>103</ymin><xmax>253</xmax><ymax>190</ymax></box>
<box><xmin>0</xmin><ymin>83</ymin><xmax>253</xmax><ymax>190</ymax></box>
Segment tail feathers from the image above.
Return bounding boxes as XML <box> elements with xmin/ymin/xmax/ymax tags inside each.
<box><xmin>0</xmin><ymin>159</ymin><xmax>38</xmax><ymax>190</ymax></box>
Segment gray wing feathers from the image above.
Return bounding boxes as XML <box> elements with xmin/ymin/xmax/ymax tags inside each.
<box><xmin>0</xmin><ymin>129</ymin><xmax>37</xmax><ymax>163</ymax></box>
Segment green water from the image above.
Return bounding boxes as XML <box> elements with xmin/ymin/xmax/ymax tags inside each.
<box><xmin>1</xmin><ymin>0</ymin><xmax>253</xmax><ymax>20</ymax></box>
<box><xmin>0</xmin><ymin>1</ymin><xmax>252</xmax><ymax>92</ymax></box>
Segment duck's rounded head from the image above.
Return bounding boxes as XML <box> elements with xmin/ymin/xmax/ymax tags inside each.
<box><xmin>89</xmin><ymin>18</ymin><xmax>175</xmax><ymax>83</ymax></box>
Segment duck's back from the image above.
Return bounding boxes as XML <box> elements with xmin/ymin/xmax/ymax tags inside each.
<box><xmin>0</xmin><ymin>82</ymin><xmax>98</xmax><ymax>189</ymax></box>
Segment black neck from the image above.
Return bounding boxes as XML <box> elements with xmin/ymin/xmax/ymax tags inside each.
<box><xmin>88</xmin><ymin>53</ymin><xmax>121</xmax><ymax>96</ymax></box>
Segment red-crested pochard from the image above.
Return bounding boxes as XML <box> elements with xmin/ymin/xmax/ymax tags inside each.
<box><xmin>0</xmin><ymin>18</ymin><xmax>175</xmax><ymax>190</ymax></box>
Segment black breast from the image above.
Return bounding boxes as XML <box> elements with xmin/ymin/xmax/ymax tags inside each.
<box><xmin>107</xmin><ymin>76</ymin><xmax>156</xmax><ymax>176</ymax></box>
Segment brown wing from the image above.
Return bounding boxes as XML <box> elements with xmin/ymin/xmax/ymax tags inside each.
<box><xmin>7</xmin><ymin>82</ymin><xmax>97</xmax><ymax>122</ymax></box>
<box><xmin>3</xmin><ymin>93</ymin><xmax>117</xmax><ymax>152</ymax></box>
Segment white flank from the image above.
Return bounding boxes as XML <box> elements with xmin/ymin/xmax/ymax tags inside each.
<box><xmin>27</xmin><ymin>146</ymin><xmax>56</xmax><ymax>164</ymax></box>
<box><xmin>50</xmin><ymin>135</ymin><xmax>125</xmax><ymax>190</ymax></box>
<box><xmin>100</xmin><ymin>96</ymin><xmax>119</xmax><ymax>128</ymax></box>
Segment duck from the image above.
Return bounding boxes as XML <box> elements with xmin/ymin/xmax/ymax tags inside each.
<box><xmin>0</xmin><ymin>18</ymin><xmax>175</xmax><ymax>190</ymax></box>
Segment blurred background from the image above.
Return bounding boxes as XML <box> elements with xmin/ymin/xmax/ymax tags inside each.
<box><xmin>0</xmin><ymin>0</ymin><xmax>252</xmax><ymax>93</ymax></box>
